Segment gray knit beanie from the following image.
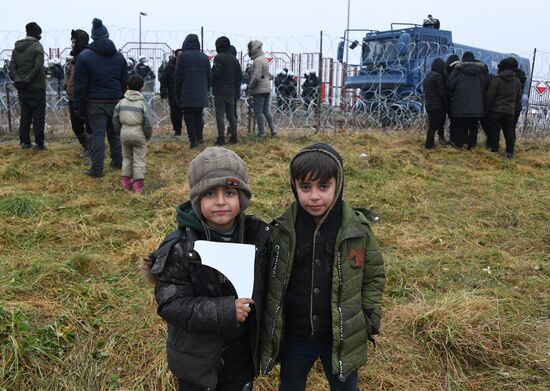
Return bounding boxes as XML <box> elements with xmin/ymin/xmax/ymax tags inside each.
<box><xmin>188</xmin><ymin>147</ymin><xmax>252</xmax><ymax>219</ymax></box>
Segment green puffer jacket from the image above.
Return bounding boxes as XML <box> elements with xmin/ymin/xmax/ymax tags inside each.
<box><xmin>10</xmin><ymin>37</ymin><xmax>45</xmax><ymax>91</ymax></box>
<box><xmin>260</xmin><ymin>201</ymin><xmax>385</xmax><ymax>381</ymax></box>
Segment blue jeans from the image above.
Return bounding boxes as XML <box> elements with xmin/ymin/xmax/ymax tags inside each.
<box><xmin>252</xmin><ymin>93</ymin><xmax>276</xmax><ymax>136</ymax></box>
<box><xmin>87</xmin><ymin>102</ymin><xmax>122</xmax><ymax>174</ymax></box>
<box><xmin>279</xmin><ymin>337</ymin><xmax>359</xmax><ymax>391</ymax></box>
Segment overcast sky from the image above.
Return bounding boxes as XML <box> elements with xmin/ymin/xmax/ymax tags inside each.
<box><xmin>2</xmin><ymin>0</ymin><xmax>549</xmax><ymax>62</ymax></box>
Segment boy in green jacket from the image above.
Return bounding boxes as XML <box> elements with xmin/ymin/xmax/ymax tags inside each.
<box><xmin>260</xmin><ymin>143</ymin><xmax>385</xmax><ymax>390</ymax></box>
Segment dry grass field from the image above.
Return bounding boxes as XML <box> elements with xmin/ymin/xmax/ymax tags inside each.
<box><xmin>1</xmin><ymin>127</ymin><xmax>549</xmax><ymax>390</ymax></box>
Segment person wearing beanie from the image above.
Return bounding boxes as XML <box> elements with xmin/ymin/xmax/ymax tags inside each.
<box><xmin>486</xmin><ymin>58</ymin><xmax>522</xmax><ymax>158</ymax></box>
<box><xmin>74</xmin><ymin>18</ymin><xmax>127</xmax><ymax>178</ymax></box>
<box><xmin>212</xmin><ymin>36</ymin><xmax>243</xmax><ymax>145</ymax></box>
<box><xmin>10</xmin><ymin>22</ymin><xmax>47</xmax><ymax>149</ymax></box>
<box><xmin>248</xmin><ymin>39</ymin><xmax>277</xmax><ymax>137</ymax></box>
<box><xmin>446</xmin><ymin>51</ymin><xmax>489</xmax><ymax>149</ymax></box>
<box><xmin>175</xmin><ymin>34</ymin><xmax>212</xmax><ymax>148</ymax></box>
<box><xmin>146</xmin><ymin>146</ymin><xmax>271</xmax><ymax>390</ymax></box>
<box><xmin>260</xmin><ymin>143</ymin><xmax>385</xmax><ymax>390</ymax></box>
<box><xmin>65</xmin><ymin>29</ymin><xmax>90</xmax><ymax>156</ymax></box>
<box><xmin>113</xmin><ymin>74</ymin><xmax>154</xmax><ymax>193</ymax></box>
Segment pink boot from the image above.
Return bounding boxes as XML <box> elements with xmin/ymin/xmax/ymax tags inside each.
<box><xmin>121</xmin><ymin>176</ymin><xmax>132</xmax><ymax>190</ymax></box>
<box><xmin>132</xmin><ymin>178</ymin><xmax>144</xmax><ymax>194</ymax></box>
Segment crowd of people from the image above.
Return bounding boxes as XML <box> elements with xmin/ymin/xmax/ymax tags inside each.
<box><xmin>423</xmin><ymin>51</ymin><xmax>526</xmax><ymax>158</ymax></box>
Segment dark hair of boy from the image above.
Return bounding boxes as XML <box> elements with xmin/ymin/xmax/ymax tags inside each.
<box><xmin>290</xmin><ymin>150</ymin><xmax>340</xmax><ymax>183</ymax></box>
<box><xmin>127</xmin><ymin>74</ymin><xmax>144</xmax><ymax>91</ymax></box>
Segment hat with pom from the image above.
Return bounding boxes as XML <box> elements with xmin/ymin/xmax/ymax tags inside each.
<box><xmin>91</xmin><ymin>18</ymin><xmax>109</xmax><ymax>40</ymax></box>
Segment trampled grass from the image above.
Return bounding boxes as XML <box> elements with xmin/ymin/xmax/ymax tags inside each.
<box><xmin>0</xmin><ymin>127</ymin><xmax>549</xmax><ymax>390</ymax></box>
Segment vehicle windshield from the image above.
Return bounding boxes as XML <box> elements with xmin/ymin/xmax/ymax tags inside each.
<box><xmin>361</xmin><ymin>39</ymin><xmax>405</xmax><ymax>66</ymax></box>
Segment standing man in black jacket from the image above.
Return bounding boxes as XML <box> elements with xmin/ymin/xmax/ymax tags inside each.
<box><xmin>10</xmin><ymin>22</ymin><xmax>47</xmax><ymax>150</ymax></box>
<box><xmin>446</xmin><ymin>52</ymin><xmax>489</xmax><ymax>149</ymax></box>
<box><xmin>160</xmin><ymin>49</ymin><xmax>183</xmax><ymax>137</ymax></box>
<box><xmin>423</xmin><ymin>58</ymin><xmax>448</xmax><ymax>149</ymax></box>
<box><xmin>175</xmin><ymin>34</ymin><xmax>211</xmax><ymax>148</ymax></box>
<box><xmin>212</xmin><ymin>36</ymin><xmax>243</xmax><ymax>145</ymax></box>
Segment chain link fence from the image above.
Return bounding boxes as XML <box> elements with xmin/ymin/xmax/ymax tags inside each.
<box><xmin>1</xmin><ymin>27</ymin><xmax>549</xmax><ymax>136</ymax></box>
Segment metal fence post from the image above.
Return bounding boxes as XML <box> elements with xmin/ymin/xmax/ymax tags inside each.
<box><xmin>6</xmin><ymin>83</ymin><xmax>13</xmax><ymax>133</ymax></box>
<box><xmin>522</xmin><ymin>48</ymin><xmax>537</xmax><ymax>134</ymax></box>
<box><xmin>316</xmin><ymin>30</ymin><xmax>323</xmax><ymax>132</ymax></box>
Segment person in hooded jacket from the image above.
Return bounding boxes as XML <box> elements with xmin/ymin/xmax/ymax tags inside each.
<box><xmin>65</xmin><ymin>29</ymin><xmax>90</xmax><ymax>156</ymax></box>
<box><xmin>446</xmin><ymin>51</ymin><xmax>489</xmax><ymax>149</ymax></box>
<box><xmin>175</xmin><ymin>34</ymin><xmax>212</xmax><ymax>148</ymax></box>
<box><xmin>486</xmin><ymin>58</ymin><xmax>522</xmax><ymax>158</ymax></box>
<box><xmin>160</xmin><ymin>49</ymin><xmax>183</xmax><ymax>137</ymax></box>
<box><xmin>10</xmin><ymin>22</ymin><xmax>47</xmax><ymax>150</ymax></box>
<box><xmin>247</xmin><ymin>40</ymin><xmax>277</xmax><ymax>137</ymax></box>
<box><xmin>74</xmin><ymin>18</ymin><xmax>127</xmax><ymax>178</ymax></box>
<box><xmin>146</xmin><ymin>146</ymin><xmax>271</xmax><ymax>391</ymax></box>
<box><xmin>260</xmin><ymin>143</ymin><xmax>385</xmax><ymax>391</ymax></box>
<box><xmin>506</xmin><ymin>57</ymin><xmax>527</xmax><ymax>128</ymax></box>
<box><xmin>423</xmin><ymin>58</ymin><xmax>448</xmax><ymax>148</ymax></box>
<box><xmin>212</xmin><ymin>36</ymin><xmax>243</xmax><ymax>145</ymax></box>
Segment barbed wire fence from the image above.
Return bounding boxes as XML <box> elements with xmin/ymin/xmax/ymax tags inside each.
<box><xmin>1</xmin><ymin>26</ymin><xmax>550</xmax><ymax>138</ymax></box>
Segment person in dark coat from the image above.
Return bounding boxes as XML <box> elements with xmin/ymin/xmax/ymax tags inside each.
<box><xmin>486</xmin><ymin>58</ymin><xmax>522</xmax><ymax>158</ymax></box>
<box><xmin>64</xmin><ymin>29</ymin><xmax>90</xmax><ymax>156</ymax></box>
<box><xmin>423</xmin><ymin>58</ymin><xmax>448</xmax><ymax>148</ymax></box>
<box><xmin>10</xmin><ymin>22</ymin><xmax>47</xmax><ymax>149</ymax></box>
<box><xmin>74</xmin><ymin>18</ymin><xmax>127</xmax><ymax>177</ymax></box>
<box><xmin>228</xmin><ymin>45</ymin><xmax>241</xmax><ymax>135</ymax></box>
<box><xmin>135</xmin><ymin>55</ymin><xmax>155</xmax><ymax>92</ymax></box>
<box><xmin>446</xmin><ymin>51</ymin><xmax>489</xmax><ymax>149</ymax></box>
<box><xmin>212</xmin><ymin>36</ymin><xmax>243</xmax><ymax>145</ymax></box>
<box><xmin>175</xmin><ymin>34</ymin><xmax>212</xmax><ymax>148</ymax></box>
<box><xmin>160</xmin><ymin>49</ymin><xmax>182</xmax><ymax>136</ymax></box>
<box><xmin>506</xmin><ymin>57</ymin><xmax>527</xmax><ymax>128</ymax></box>
<box><xmin>301</xmin><ymin>70</ymin><xmax>321</xmax><ymax>111</ymax></box>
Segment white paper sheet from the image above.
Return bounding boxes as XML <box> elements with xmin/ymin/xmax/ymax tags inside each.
<box><xmin>193</xmin><ymin>240</ymin><xmax>256</xmax><ymax>298</ymax></box>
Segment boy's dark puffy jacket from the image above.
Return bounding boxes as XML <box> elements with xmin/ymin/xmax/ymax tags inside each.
<box><xmin>260</xmin><ymin>144</ymin><xmax>385</xmax><ymax>381</ymax></box>
<box><xmin>423</xmin><ymin>58</ymin><xmax>447</xmax><ymax>112</ymax></box>
<box><xmin>147</xmin><ymin>201</ymin><xmax>270</xmax><ymax>390</ymax></box>
<box><xmin>73</xmin><ymin>38</ymin><xmax>127</xmax><ymax>110</ymax></box>
<box><xmin>486</xmin><ymin>70</ymin><xmax>522</xmax><ymax>116</ymax></box>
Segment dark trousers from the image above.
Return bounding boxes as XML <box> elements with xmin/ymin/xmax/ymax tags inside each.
<box><xmin>425</xmin><ymin>110</ymin><xmax>446</xmax><ymax>148</ymax></box>
<box><xmin>18</xmin><ymin>88</ymin><xmax>46</xmax><ymax>146</ymax></box>
<box><xmin>489</xmin><ymin>111</ymin><xmax>516</xmax><ymax>154</ymax></box>
<box><xmin>453</xmin><ymin>117</ymin><xmax>480</xmax><ymax>149</ymax></box>
<box><xmin>178</xmin><ymin>339</ymin><xmax>254</xmax><ymax>391</ymax></box>
<box><xmin>68</xmin><ymin>100</ymin><xmax>89</xmax><ymax>148</ymax></box>
<box><xmin>183</xmin><ymin>107</ymin><xmax>204</xmax><ymax>144</ymax></box>
<box><xmin>86</xmin><ymin>102</ymin><xmax>122</xmax><ymax>174</ymax></box>
<box><xmin>169</xmin><ymin>103</ymin><xmax>183</xmax><ymax>135</ymax></box>
<box><xmin>214</xmin><ymin>96</ymin><xmax>237</xmax><ymax>140</ymax></box>
<box><xmin>279</xmin><ymin>337</ymin><xmax>358</xmax><ymax>391</ymax></box>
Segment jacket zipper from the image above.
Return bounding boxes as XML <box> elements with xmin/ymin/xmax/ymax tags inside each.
<box><xmin>336</xmin><ymin>250</ymin><xmax>345</xmax><ymax>381</ymax></box>
<box><xmin>309</xmin><ymin>228</ymin><xmax>319</xmax><ymax>336</ymax></box>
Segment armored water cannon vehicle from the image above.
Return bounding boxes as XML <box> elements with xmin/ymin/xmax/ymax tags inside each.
<box><xmin>338</xmin><ymin>23</ymin><xmax>531</xmax><ymax>102</ymax></box>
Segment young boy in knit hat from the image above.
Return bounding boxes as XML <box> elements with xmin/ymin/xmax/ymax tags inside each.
<box><xmin>113</xmin><ymin>74</ymin><xmax>154</xmax><ymax>193</ymax></box>
<box><xmin>260</xmin><ymin>143</ymin><xmax>385</xmax><ymax>390</ymax></box>
<box><xmin>146</xmin><ymin>147</ymin><xmax>271</xmax><ymax>390</ymax></box>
